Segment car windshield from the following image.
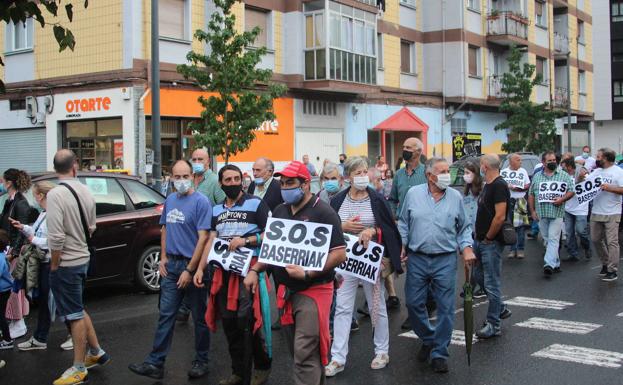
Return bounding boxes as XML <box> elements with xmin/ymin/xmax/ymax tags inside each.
<box><xmin>119</xmin><ymin>179</ymin><xmax>165</xmax><ymax>210</ymax></box>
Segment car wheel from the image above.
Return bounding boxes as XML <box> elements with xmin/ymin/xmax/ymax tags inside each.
<box><xmin>136</xmin><ymin>245</ymin><xmax>161</xmax><ymax>293</ymax></box>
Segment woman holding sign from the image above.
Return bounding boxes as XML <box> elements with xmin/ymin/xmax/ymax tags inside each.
<box><xmin>325</xmin><ymin>156</ymin><xmax>403</xmax><ymax>377</ymax></box>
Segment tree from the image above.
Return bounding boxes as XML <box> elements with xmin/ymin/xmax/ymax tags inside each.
<box><xmin>177</xmin><ymin>0</ymin><xmax>286</xmax><ymax>164</ymax></box>
<box><xmin>0</xmin><ymin>0</ymin><xmax>88</xmax><ymax>92</ymax></box>
<box><xmin>494</xmin><ymin>45</ymin><xmax>559</xmax><ymax>154</ymax></box>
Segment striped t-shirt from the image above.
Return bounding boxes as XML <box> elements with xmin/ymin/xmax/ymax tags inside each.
<box><xmin>337</xmin><ymin>193</ymin><xmax>376</xmax><ymax>234</ymax></box>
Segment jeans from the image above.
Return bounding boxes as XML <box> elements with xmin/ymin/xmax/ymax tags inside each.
<box><xmin>145</xmin><ymin>258</ymin><xmax>210</xmax><ymax>367</ymax></box>
<box><xmin>531</xmin><ymin>219</ymin><xmax>539</xmax><ymax>235</ymax></box>
<box><xmin>564</xmin><ymin>213</ymin><xmax>590</xmax><ymax>257</ymax></box>
<box><xmin>510</xmin><ymin>225</ymin><xmax>525</xmax><ymax>251</ymax></box>
<box><xmin>49</xmin><ymin>264</ymin><xmax>88</xmax><ymax>322</ymax></box>
<box><xmin>474</xmin><ymin>241</ymin><xmax>504</xmax><ymax>328</ymax></box>
<box><xmin>539</xmin><ymin>218</ymin><xmax>564</xmax><ymax>269</ymax></box>
<box><xmin>34</xmin><ymin>262</ymin><xmax>52</xmax><ymax>343</ymax></box>
<box><xmin>405</xmin><ymin>252</ymin><xmax>457</xmax><ymax>361</ymax></box>
<box><xmin>0</xmin><ymin>290</ymin><xmax>10</xmax><ymax>342</ymax></box>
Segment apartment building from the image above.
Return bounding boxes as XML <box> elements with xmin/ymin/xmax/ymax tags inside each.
<box><xmin>0</xmin><ymin>0</ymin><xmax>594</xmax><ymax>177</ymax></box>
<box><xmin>593</xmin><ymin>0</ymin><xmax>623</xmax><ymax>154</ymax></box>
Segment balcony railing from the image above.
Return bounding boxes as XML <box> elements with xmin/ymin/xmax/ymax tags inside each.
<box><xmin>554</xmin><ymin>87</ymin><xmax>569</xmax><ymax>108</ymax></box>
<box><xmin>488</xmin><ymin>76</ymin><xmax>504</xmax><ymax>99</ymax></box>
<box><xmin>487</xmin><ymin>11</ymin><xmax>529</xmax><ymax>40</ymax></box>
<box><xmin>553</xmin><ymin>33</ymin><xmax>570</xmax><ymax>55</ymax></box>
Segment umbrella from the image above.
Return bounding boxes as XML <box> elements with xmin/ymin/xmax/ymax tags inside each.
<box><xmin>463</xmin><ymin>264</ymin><xmax>474</xmax><ymax>366</ymax></box>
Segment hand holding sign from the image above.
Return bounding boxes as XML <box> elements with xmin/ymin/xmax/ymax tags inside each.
<box><xmin>574</xmin><ymin>175</ymin><xmax>604</xmax><ymax>205</ymax></box>
<box><xmin>207</xmin><ymin>238</ymin><xmax>253</xmax><ymax>277</ymax></box>
<box><xmin>336</xmin><ymin>234</ymin><xmax>384</xmax><ymax>284</ymax></box>
<box><xmin>538</xmin><ymin>181</ymin><xmax>568</xmax><ymax>203</ymax></box>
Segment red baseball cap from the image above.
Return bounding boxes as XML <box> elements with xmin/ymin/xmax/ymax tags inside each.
<box><xmin>275</xmin><ymin>161</ymin><xmax>311</xmax><ymax>182</ymax></box>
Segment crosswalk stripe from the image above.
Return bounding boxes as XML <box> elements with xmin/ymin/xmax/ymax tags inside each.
<box><xmin>532</xmin><ymin>344</ymin><xmax>623</xmax><ymax>368</ymax></box>
<box><xmin>399</xmin><ymin>330</ymin><xmax>479</xmax><ymax>346</ymax></box>
<box><xmin>515</xmin><ymin>317</ymin><xmax>602</xmax><ymax>334</ymax></box>
<box><xmin>617</xmin><ymin>312</ymin><xmax>623</xmax><ymax>317</ymax></box>
<box><xmin>504</xmin><ymin>296</ymin><xmax>575</xmax><ymax>310</ymax></box>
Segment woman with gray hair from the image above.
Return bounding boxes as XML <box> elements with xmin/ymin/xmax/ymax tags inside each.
<box><xmin>319</xmin><ymin>162</ymin><xmax>344</xmax><ymax>203</ymax></box>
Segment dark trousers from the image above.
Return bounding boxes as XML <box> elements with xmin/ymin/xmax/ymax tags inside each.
<box><xmin>222</xmin><ymin>316</ymin><xmax>271</xmax><ymax>377</ymax></box>
<box><xmin>0</xmin><ymin>290</ymin><xmax>11</xmax><ymax>342</ymax></box>
<box><xmin>34</xmin><ymin>262</ymin><xmax>52</xmax><ymax>343</ymax></box>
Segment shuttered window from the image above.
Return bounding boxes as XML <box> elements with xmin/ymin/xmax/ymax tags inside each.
<box><xmin>245</xmin><ymin>7</ymin><xmax>269</xmax><ymax>48</ymax></box>
<box><xmin>160</xmin><ymin>0</ymin><xmax>186</xmax><ymax>40</ymax></box>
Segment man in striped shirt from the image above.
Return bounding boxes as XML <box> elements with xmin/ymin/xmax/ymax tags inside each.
<box><xmin>528</xmin><ymin>151</ymin><xmax>575</xmax><ymax>277</ymax></box>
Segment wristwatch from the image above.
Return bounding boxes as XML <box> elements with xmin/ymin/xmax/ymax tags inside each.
<box><xmin>245</xmin><ymin>237</ymin><xmax>251</xmax><ymax>246</ymax></box>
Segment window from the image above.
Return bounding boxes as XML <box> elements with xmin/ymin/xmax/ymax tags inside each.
<box><xmin>536</xmin><ymin>56</ymin><xmax>548</xmax><ymax>84</ymax></box>
<box><xmin>400</xmin><ymin>0</ymin><xmax>416</xmax><ymax>6</ymax></box>
<box><xmin>9</xmin><ymin>99</ymin><xmax>26</xmax><ymax>111</ymax></box>
<box><xmin>466</xmin><ymin>0</ymin><xmax>478</xmax><ymax>11</ymax></box>
<box><xmin>245</xmin><ymin>7</ymin><xmax>270</xmax><ymax>48</ymax></box>
<box><xmin>79</xmin><ymin>177</ymin><xmax>127</xmax><ymax>216</ymax></box>
<box><xmin>577</xmin><ymin>20</ymin><xmax>585</xmax><ymax>45</ymax></box>
<box><xmin>401</xmin><ymin>40</ymin><xmax>415</xmax><ymax>74</ymax></box>
<box><xmin>159</xmin><ymin>0</ymin><xmax>187</xmax><ymax>40</ymax></box>
<box><xmin>119</xmin><ymin>179</ymin><xmax>165</xmax><ymax>210</ymax></box>
<box><xmin>305</xmin><ymin>10</ymin><xmax>326</xmax><ymax>80</ymax></box>
<box><xmin>303</xmin><ymin>100</ymin><xmax>337</xmax><ymax>116</ymax></box>
<box><xmin>578</xmin><ymin>70</ymin><xmax>586</xmax><ymax>94</ymax></box>
<box><xmin>535</xmin><ymin>1</ymin><xmax>546</xmax><ymax>27</ymax></box>
<box><xmin>6</xmin><ymin>19</ymin><xmax>33</xmax><ymax>52</ymax></box>
<box><xmin>377</xmin><ymin>33</ymin><xmax>383</xmax><ymax>69</ymax></box>
<box><xmin>614</xmin><ymin>81</ymin><xmax>623</xmax><ymax>102</ymax></box>
<box><xmin>613</xmin><ymin>2</ymin><xmax>623</xmax><ymax>22</ymax></box>
<box><xmin>468</xmin><ymin>45</ymin><xmax>480</xmax><ymax>77</ymax></box>
<box><xmin>451</xmin><ymin>118</ymin><xmax>467</xmax><ymax>134</ymax></box>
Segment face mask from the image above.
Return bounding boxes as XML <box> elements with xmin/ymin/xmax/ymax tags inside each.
<box><xmin>582</xmin><ymin>152</ymin><xmax>589</xmax><ymax>159</ymax></box>
<box><xmin>222</xmin><ymin>184</ymin><xmax>242</xmax><ymax>200</ymax></box>
<box><xmin>192</xmin><ymin>162</ymin><xmax>205</xmax><ymax>174</ymax></box>
<box><xmin>595</xmin><ymin>160</ymin><xmax>603</xmax><ymax>169</ymax></box>
<box><xmin>353</xmin><ymin>175</ymin><xmax>370</xmax><ymax>191</ymax></box>
<box><xmin>546</xmin><ymin>162</ymin><xmax>557</xmax><ymax>171</ymax></box>
<box><xmin>174</xmin><ymin>179</ymin><xmax>192</xmax><ymax>194</ymax></box>
<box><xmin>254</xmin><ymin>177</ymin><xmax>265</xmax><ymax>186</ymax></box>
<box><xmin>0</xmin><ymin>183</ymin><xmax>6</xmax><ymax>194</ymax></box>
<box><xmin>463</xmin><ymin>172</ymin><xmax>474</xmax><ymax>184</ymax></box>
<box><xmin>281</xmin><ymin>187</ymin><xmax>305</xmax><ymax>205</ymax></box>
<box><xmin>339</xmin><ymin>159</ymin><xmax>345</xmax><ymax>164</ymax></box>
<box><xmin>480</xmin><ymin>168</ymin><xmax>486</xmax><ymax>177</ymax></box>
<box><xmin>323</xmin><ymin>180</ymin><xmax>340</xmax><ymax>193</ymax></box>
<box><xmin>434</xmin><ymin>173</ymin><xmax>451</xmax><ymax>190</ymax></box>
<box><xmin>402</xmin><ymin>150</ymin><xmax>414</xmax><ymax>161</ymax></box>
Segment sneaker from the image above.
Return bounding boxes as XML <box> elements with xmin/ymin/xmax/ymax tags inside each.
<box><xmin>543</xmin><ymin>266</ymin><xmax>553</xmax><ymax>276</ymax></box>
<box><xmin>473</xmin><ymin>289</ymin><xmax>487</xmax><ymax>299</ymax></box>
<box><xmin>516</xmin><ymin>250</ymin><xmax>525</xmax><ymax>259</ymax></box>
<box><xmin>85</xmin><ymin>351</ymin><xmax>111</xmax><ymax>369</ymax></box>
<box><xmin>324</xmin><ymin>361</ymin><xmax>344</xmax><ymax>377</ymax></box>
<box><xmin>370</xmin><ymin>353</ymin><xmax>389</xmax><ymax>370</ymax></box>
<box><xmin>507</xmin><ymin>250</ymin><xmax>517</xmax><ymax>259</ymax></box>
<box><xmin>476</xmin><ymin>322</ymin><xmax>501</xmax><ymax>339</ymax></box>
<box><xmin>554</xmin><ymin>267</ymin><xmax>562</xmax><ymax>274</ymax></box>
<box><xmin>350</xmin><ymin>319</ymin><xmax>360</xmax><ymax>332</ymax></box>
<box><xmin>431</xmin><ymin>358</ymin><xmax>449</xmax><ymax>373</ymax></box>
<box><xmin>60</xmin><ymin>335</ymin><xmax>74</xmax><ymax>351</ymax></box>
<box><xmin>18</xmin><ymin>336</ymin><xmax>47</xmax><ymax>351</ymax></box>
<box><xmin>500</xmin><ymin>305</ymin><xmax>512</xmax><ymax>320</ymax></box>
<box><xmin>0</xmin><ymin>340</ymin><xmax>14</xmax><ymax>350</ymax></box>
<box><xmin>417</xmin><ymin>344</ymin><xmax>432</xmax><ymax>362</ymax></box>
<box><xmin>602</xmin><ymin>272</ymin><xmax>618</xmax><ymax>282</ymax></box>
<box><xmin>128</xmin><ymin>362</ymin><xmax>164</xmax><ymax>380</ymax></box>
<box><xmin>0</xmin><ymin>359</ymin><xmax>5</xmax><ymax>369</ymax></box>
<box><xmin>53</xmin><ymin>367</ymin><xmax>88</xmax><ymax>385</ymax></box>
<box><xmin>218</xmin><ymin>374</ymin><xmax>243</xmax><ymax>385</ymax></box>
<box><xmin>563</xmin><ymin>255</ymin><xmax>579</xmax><ymax>262</ymax></box>
<box><xmin>188</xmin><ymin>360</ymin><xmax>209</xmax><ymax>379</ymax></box>
<box><xmin>599</xmin><ymin>265</ymin><xmax>608</xmax><ymax>277</ymax></box>
<box><xmin>386</xmin><ymin>296</ymin><xmax>400</xmax><ymax>309</ymax></box>
<box><xmin>251</xmin><ymin>369</ymin><xmax>271</xmax><ymax>385</ymax></box>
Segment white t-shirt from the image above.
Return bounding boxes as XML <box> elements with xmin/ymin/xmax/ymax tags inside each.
<box><xmin>591</xmin><ymin>165</ymin><xmax>623</xmax><ymax>216</ymax></box>
<box><xmin>565</xmin><ymin>193</ymin><xmax>589</xmax><ymax>216</ymax></box>
<box><xmin>575</xmin><ymin>155</ymin><xmax>597</xmax><ymax>171</ymax></box>
<box><xmin>501</xmin><ymin>167</ymin><xmax>530</xmax><ymax>199</ymax></box>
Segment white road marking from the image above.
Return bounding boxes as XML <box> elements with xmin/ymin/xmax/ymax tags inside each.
<box><xmin>399</xmin><ymin>330</ymin><xmax>479</xmax><ymax>346</ymax></box>
<box><xmin>591</xmin><ymin>264</ymin><xmax>603</xmax><ymax>270</ymax></box>
<box><xmin>515</xmin><ymin>317</ymin><xmax>602</xmax><ymax>334</ymax></box>
<box><xmin>504</xmin><ymin>296</ymin><xmax>575</xmax><ymax>310</ymax></box>
<box><xmin>617</xmin><ymin>312</ymin><xmax>623</xmax><ymax>317</ymax></box>
<box><xmin>532</xmin><ymin>344</ymin><xmax>623</xmax><ymax>368</ymax></box>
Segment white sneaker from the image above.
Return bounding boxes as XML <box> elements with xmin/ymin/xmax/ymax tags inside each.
<box><xmin>9</xmin><ymin>319</ymin><xmax>27</xmax><ymax>340</ymax></box>
<box><xmin>370</xmin><ymin>353</ymin><xmax>389</xmax><ymax>370</ymax></box>
<box><xmin>324</xmin><ymin>360</ymin><xmax>344</xmax><ymax>377</ymax></box>
<box><xmin>0</xmin><ymin>359</ymin><xmax>5</xmax><ymax>369</ymax></box>
<box><xmin>18</xmin><ymin>336</ymin><xmax>47</xmax><ymax>351</ymax></box>
<box><xmin>60</xmin><ymin>335</ymin><xmax>74</xmax><ymax>351</ymax></box>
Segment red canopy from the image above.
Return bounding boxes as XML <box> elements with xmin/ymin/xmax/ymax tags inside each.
<box><xmin>373</xmin><ymin>107</ymin><xmax>429</xmax><ymax>132</ymax></box>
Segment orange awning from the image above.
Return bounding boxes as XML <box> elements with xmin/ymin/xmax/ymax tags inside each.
<box><xmin>373</xmin><ymin>107</ymin><xmax>429</xmax><ymax>132</ymax></box>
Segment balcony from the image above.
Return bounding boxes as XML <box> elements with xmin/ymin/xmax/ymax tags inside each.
<box><xmin>553</xmin><ymin>87</ymin><xmax>569</xmax><ymax>108</ymax></box>
<box><xmin>552</xmin><ymin>0</ymin><xmax>568</xmax><ymax>9</ymax></box>
<box><xmin>488</xmin><ymin>75</ymin><xmax>504</xmax><ymax>99</ymax></box>
<box><xmin>553</xmin><ymin>33</ymin><xmax>570</xmax><ymax>57</ymax></box>
<box><xmin>486</xmin><ymin>11</ymin><xmax>529</xmax><ymax>47</ymax></box>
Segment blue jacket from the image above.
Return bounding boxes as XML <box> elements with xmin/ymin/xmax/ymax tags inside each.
<box><xmin>0</xmin><ymin>252</ymin><xmax>13</xmax><ymax>292</ymax></box>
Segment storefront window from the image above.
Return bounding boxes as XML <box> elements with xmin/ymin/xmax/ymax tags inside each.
<box><xmin>64</xmin><ymin>118</ymin><xmax>122</xmax><ymax>171</ymax></box>
<box><xmin>145</xmin><ymin>118</ymin><xmax>200</xmax><ymax>174</ymax></box>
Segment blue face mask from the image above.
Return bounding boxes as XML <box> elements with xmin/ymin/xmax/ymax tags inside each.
<box><xmin>281</xmin><ymin>187</ymin><xmax>305</xmax><ymax>205</ymax></box>
<box><xmin>0</xmin><ymin>183</ymin><xmax>6</xmax><ymax>194</ymax></box>
<box><xmin>323</xmin><ymin>180</ymin><xmax>339</xmax><ymax>193</ymax></box>
<box><xmin>255</xmin><ymin>177</ymin><xmax>265</xmax><ymax>186</ymax></box>
<box><xmin>192</xmin><ymin>162</ymin><xmax>205</xmax><ymax>174</ymax></box>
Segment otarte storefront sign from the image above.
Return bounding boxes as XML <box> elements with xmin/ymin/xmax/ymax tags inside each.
<box><xmin>65</xmin><ymin>97</ymin><xmax>112</xmax><ymax>116</ymax></box>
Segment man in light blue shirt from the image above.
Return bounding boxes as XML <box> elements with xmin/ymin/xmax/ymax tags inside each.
<box><xmin>398</xmin><ymin>157</ymin><xmax>475</xmax><ymax>374</ymax></box>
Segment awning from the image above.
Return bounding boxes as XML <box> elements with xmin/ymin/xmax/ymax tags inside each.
<box><xmin>373</xmin><ymin>107</ymin><xmax>429</xmax><ymax>132</ymax></box>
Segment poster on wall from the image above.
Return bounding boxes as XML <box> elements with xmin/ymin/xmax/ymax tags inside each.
<box><xmin>113</xmin><ymin>139</ymin><xmax>124</xmax><ymax>169</ymax></box>
<box><xmin>452</xmin><ymin>133</ymin><xmax>482</xmax><ymax>162</ymax></box>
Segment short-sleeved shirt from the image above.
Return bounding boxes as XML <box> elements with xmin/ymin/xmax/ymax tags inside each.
<box><xmin>196</xmin><ymin>170</ymin><xmax>226</xmax><ymax>205</ymax></box>
<box><xmin>160</xmin><ymin>191</ymin><xmax>213</xmax><ymax>258</ymax></box>
<box><xmin>475</xmin><ymin>176</ymin><xmax>509</xmax><ymax>241</ymax></box>
<box><xmin>270</xmin><ymin>195</ymin><xmax>346</xmax><ymax>292</ymax></box>
<box><xmin>529</xmin><ymin>170</ymin><xmax>574</xmax><ymax>219</ymax></box>
<box><xmin>501</xmin><ymin>167</ymin><xmax>530</xmax><ymax>199</ymax></box>
<box><xmin>389</xmin><ymin>163</ymin><xmax>427</xmax><ymax>216</ymax></box>
<box><xmin>212</xmin><ymin>193</ymin><xmax>270</xmax><ymax>255</ymax></box>
<box><xmin>591</xmin><ymin>166</ymin><xmax>623</xmax><ymax>216</ymax></box>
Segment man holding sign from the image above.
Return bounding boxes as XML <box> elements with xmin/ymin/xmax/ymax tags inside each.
<box><xmin>561</xmin><ymin>158</ymin><xmax>591</xmax><ymax>261</ymax></box>
<box><xmin>528</xmin><ymin>151</ymin><xmax>575</xmax><ymax>277</ymax></box>
<box><xmin>194</xmin><ymin>164</ymin><xmax>272</xmax><ymax>385</ymax></box>
<box><xmin>501</xmin><ymin>153</ymin><xmax>530</xmax><ymax>258</ymax></box>
<box><xmin>244</xmin><ymin>161</ymin><xmax>346</xmax><ymax>385</ymax></box>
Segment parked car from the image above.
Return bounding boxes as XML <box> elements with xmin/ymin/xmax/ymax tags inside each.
<box><xmin>500</xmin><ymin>152</ymin><xmax>540</xmax><ymax>178</ymax></box>
<box><xmin>26</xmin><ymin>172</ymin><xmax>164</xmax><ymax>293</ymax></box>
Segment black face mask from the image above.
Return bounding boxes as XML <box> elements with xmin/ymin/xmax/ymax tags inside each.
<box><xmin>339</xmin><ymin>159</ymin><xmax>345</xmax><ymax>164</ymax></box>
<box><xmin>546</xmin><ymin>162</ymin><xmax>557</xmax><ymax>171</ymax></box>
<box><xmin>402</xmin><ymin>150</ymin><xmax>414</xmax><ymax>161</ymax></box>
<box><xmin>595</xmin><ymin>160</ymin><xmax>603</xmax><ymax>169</ymax></box>
<box><xmin>221</xmin><ymin>184</ymin><xmax>242</xmax><ymax>200</ymax></box>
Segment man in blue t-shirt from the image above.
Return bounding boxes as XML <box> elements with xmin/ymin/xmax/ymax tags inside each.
<box><xmin>129</xmin><ymin>160</ymin><xmax>212</xmax><ymax>381</ymax></box>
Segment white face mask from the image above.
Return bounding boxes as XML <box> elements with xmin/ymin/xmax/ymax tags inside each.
<box><xmin>174</xmin><ymin>179</ymin><xmax>192</xmax><ymax>194</ymax></box>
<box><xmin>352</xmin><ymin>175</ymin><xmax>370</xmax><ymax>191</ymax></box>
<box><xmin>434</xmin><ymin>173</ymin><xmax>451</xmax><ymax>190</ymax></box>
<box><xmin>463</xmin><ymin>172</ymin><xmax>474</xmax><ymax>184</ymax></box>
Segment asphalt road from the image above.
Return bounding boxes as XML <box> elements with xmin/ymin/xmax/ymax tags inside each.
<box><xmin>2</xmin><ymin>235</ymin><xmax>623</xmax><ymax>385</ymax></box>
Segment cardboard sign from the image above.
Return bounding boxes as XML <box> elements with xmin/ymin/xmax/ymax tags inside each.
<box><xmin>207</xmin><ymin>238</ymin><xmax>253</xmax><ymax>277</ymax></box>
<box><xmin>335</xmin><ymin>234</ymin><xmax>384</xmax><ymax>284</ymax></box>
<box><xmin>574</xmin><ymin>175</ymin><xmax>605</xmax><ymax>205</ymax></box>
<box><xmin>501</xmin><ymin>169</ymin><xmax>528</xmax><ymax>188</ymax></box>
<box><xmin>258</xmin><ymin>218</ymin><xmax>332</xmax><ymax>271</ymax></box>
<box><xmin>537</xmin><ymin>181</ymin><xmax>568</xmax><ymax>203</ymax></box>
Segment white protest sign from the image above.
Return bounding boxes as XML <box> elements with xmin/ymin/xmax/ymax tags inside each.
<box><xmin>537</xmin><ymin>181</ymin><xmax>568</xmax><ymax>203</ymax></box>
<box><xmin>574</xmin><ymin>175</ymin><xmax>605</xmax><ymax>205</ymax></box>
<box><xmin>258</xmin><ymin>217</ymin><xmax>332</xmax><ymax>271</ymax></box>
<box><xmin>501</xmin><ymin>169</ymin><xmax>528</xmax><ymax>189</ymax></box>
<box><xmin>335</xmin><ymin>234</ymin><xmax>384</xmax><ymax>284</ymax></box>
<box><xmin>207</xmin><ymin>238</ymin><xmax>253</xmax><ymax>277</ymax></box>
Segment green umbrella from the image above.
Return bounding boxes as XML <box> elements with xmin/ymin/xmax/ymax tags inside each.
<box><xmin>463</xmin><ymin>264</ymin><xmax>474</xmax><ymax>366</ymax></box>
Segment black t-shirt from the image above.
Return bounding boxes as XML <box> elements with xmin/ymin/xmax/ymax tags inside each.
<box><xmin>270</xmin><ymin>194</ymin><xmax>346</xmax><ymax>292</ymax></box>
<box><xmin>475</xmin><ymin>176</ymin><xmax>510</xmax><ymax>241</ymax></box>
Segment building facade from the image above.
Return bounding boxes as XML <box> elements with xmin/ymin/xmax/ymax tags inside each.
<box><xmin>0</xmin><ymin>0</ymin><xmax>594</xmax><ymax>177</ymax></box>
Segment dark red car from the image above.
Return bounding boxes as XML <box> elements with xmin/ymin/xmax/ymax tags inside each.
<box><xmin>29</xmin><ymin>172</ymin><xmax>164</xmax><ymax>292</ymax></box>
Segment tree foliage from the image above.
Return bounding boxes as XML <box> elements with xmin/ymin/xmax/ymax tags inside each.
<box><xmin>494</xmin><ymin>45</ymin><xmax>559</xmax><ymax>154</ymax></box>
<box><xmin>177</xmin><ymin>0</ymin><xmax>286</xmax><ymax>164</ymax></box>
<box><xmin>0</xmin><ymin>0</ymin><xmax>88</xmax><ymax>92</ymax></box>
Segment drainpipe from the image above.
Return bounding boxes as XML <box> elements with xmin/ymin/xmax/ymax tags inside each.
<box><xmin>138</xmin><ymin>88</ymin><xmax>151</xmax><ymax>183</ymax></box>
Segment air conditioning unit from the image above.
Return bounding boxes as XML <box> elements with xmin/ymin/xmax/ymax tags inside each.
<box><xmin>25</xmin><ymin>96</ymin><xmax>38</xmax><ymax>118</ymax></box>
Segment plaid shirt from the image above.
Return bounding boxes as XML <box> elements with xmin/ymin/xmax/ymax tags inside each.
<box><xmin>529</xmin><ymin>169</ymin><xmax>575</xmax><ymax>219</ymax></box>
